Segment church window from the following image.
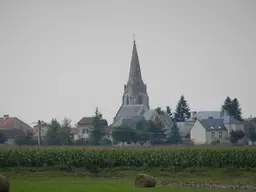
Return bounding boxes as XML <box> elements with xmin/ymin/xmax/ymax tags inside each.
<box><xmin>126</xmin><ymin>96</ymin><xmax>129</xmax><ymax>104</ymax></box>
<box><xmin>138</xmin><ymin>95</ymin><xmax>142</xmax><ymax>104</ymax></box>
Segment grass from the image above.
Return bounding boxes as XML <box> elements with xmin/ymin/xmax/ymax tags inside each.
<box><xmin>10</xmin><ymin>175</ymin><xmax>234</xmax><ymax>192</ymax></box>
<box><xmin>3</xmin><ymin>168</ymin><xmax>256</xmax><ymax>192</ymax></box>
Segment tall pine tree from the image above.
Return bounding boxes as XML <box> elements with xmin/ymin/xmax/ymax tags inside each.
<box><xmin>90</xmin><ymin>107</ymin><xmax>108</xmax><ymax>145</ymax></box>
<box><xmin>166</xmin><ymin>106</ymin><xmax>173</xmax><ymax>118</ymax></box>
<box><xmin>174</xmin><ymin>95</ymin><xmax>191</xmax><ymax>122</ymax></box>
<box><xmin>231</xmin><ymin>98</ymin><xmax>242</xmax><ymax>121</ymax></box>
<box><xmin>221</xmin><ymin>96</ymin><xmax>232</xmax><ymax>115</ymax></box>
<box><xmin>221</xmin><ymin>96</ymin><xmax>242</xmax><ymax>121</ymax></box>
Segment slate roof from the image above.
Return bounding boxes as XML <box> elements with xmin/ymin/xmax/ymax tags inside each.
<box><xmin>195</xmin><ymin>111</ymin><xmax>222</xmax><ymax>120</ymax></box>
<box><xmin>222</xmin><ymin>116</ymin><xmax>243</xmax><ymax>124</ymax></box>
<box><xmin>114</xmin><ymin>104</ymin><xmax>146</xmax><ymax>122</ymax></box>
<box><xmin>143</xmin><ymin>109</ymin><xmax>157</xmax><ymax>121</ymax></box>
<box><xmin>177</xmin><ymin>121</ymin><xmax>195</xmax><ymax>137</ymax></box>
<box><xmin>77</xmin><ymin>117</ymin><xmax>94</xmax><ymax>125</ymax></box>
<box><xmin>127</xmin><ymin>40</ymin><xmax>144</xmax><ymax>86</ymax></box>
<box><xmin>199</xmin><ymin>119</ymin><xmax>227</xmax><ymax>131</ymax></box>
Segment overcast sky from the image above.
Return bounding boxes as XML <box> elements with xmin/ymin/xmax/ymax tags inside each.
<box><xmin>0</xmin><ymin>0</ymin><xmax>255</xmax><ymax>126</ymax></box>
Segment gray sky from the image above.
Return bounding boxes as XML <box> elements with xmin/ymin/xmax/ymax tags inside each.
<box><xmin>0</xmin><ymin>0</ymin><xmax>255</xmax><ymax>126</ymax></box>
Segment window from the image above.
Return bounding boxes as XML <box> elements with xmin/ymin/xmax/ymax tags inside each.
<box><xmin>208</xmin><ymin>116</ymin><xmax>213</xmax><ymax>119</ymax></box>
<box><xmin>219</xmin><ymin>131</ymin><xmax>223</xmax><ymax>139</ymax></box>
<box><xmin>126</xmin><ymin>96</ymin><xmax>129</xmax><ymax>104</ymax></box>
<box><xmin>138</xmin><ymin>95</ymin><xmax>142</xmax><ymax>104</ymax></box>
<box><xmin>211</xmin><ymin>132</ymin><xmax>215</xmax><ymax>139</ymax></box>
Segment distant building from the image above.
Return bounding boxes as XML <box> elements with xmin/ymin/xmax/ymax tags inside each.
<box><xmin>33</xmin><ymin>121</ymin><xmax>50</xmax><ymax>141</ymax></box>
<box><xmin>76</xmin><ymin>117</ymin><xmax>111</xmax><ymax>141</ymax></box>
<box><xmin>110</xmin><ymin>40</ymin><xmax>175</xmax><ymax>145</ymax></box>
<box><xmin>0</xmin><ymin>114</ymin><xmax>32</xmax><ymax>144</ymax></box>
<box><xmin>190</xmin><ymin>111</ymin><xmax>245</xmax><ymax>144</ymax></box>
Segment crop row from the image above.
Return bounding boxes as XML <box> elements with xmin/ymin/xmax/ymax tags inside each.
<box><xmin>0</xmin><ymin>147</ymin><xmax>255</xmax><ymax>168</ymax></box>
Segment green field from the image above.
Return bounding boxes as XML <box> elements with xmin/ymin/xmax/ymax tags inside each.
<box><xmin>9</xmin><ymin>172</ymin><xmax>235</xmax><ymax>192</ymax></box>
<box><xmin>2</xmin><ymin>146</ymin><xmax>256</xmax><ymax>191</ymax></box>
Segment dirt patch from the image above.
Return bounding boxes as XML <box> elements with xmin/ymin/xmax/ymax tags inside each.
<box><xmin>160</xmin><ymin>181</ymin><xmax>256</xmax><ymax>191</ymax></box>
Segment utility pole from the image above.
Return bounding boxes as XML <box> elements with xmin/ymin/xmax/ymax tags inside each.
<box><xmin>38</xmin><ymin>120</ymin><xmax>41</xmax><ymax>146</ymax></box>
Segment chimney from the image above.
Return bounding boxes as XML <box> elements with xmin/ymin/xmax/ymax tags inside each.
<box><xmin>3</xmin><ymin>114</ymin><xmax>9</xmax><ymax>120</ymax></box>
<box><xmin>190</xmin><ymin>111</ymin><xmax>197</xmax><ymax>121</ymax></box>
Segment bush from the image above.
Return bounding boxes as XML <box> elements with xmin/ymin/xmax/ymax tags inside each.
<box><xmin>0</xmin><ymin>146</ymin><xmax>256</xmax><ymax>168</ymax></box>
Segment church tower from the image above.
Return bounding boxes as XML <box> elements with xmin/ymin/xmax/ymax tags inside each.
<box><xmin>122</xmin><ymin>40</ymin><xmax>149</xmax><ymax>108</ymax></box>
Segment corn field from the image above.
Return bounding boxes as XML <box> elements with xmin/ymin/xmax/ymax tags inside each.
<box><xmin>0</xmin><ymin>146</ymin><xmax>255</xmax><ymax>168</ymax></box>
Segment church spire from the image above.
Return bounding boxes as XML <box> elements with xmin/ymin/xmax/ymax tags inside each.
<box><xmin>127</xmin><ymin>38</ymin><xmax>144</xmax><ymax>85</ymax></box>
<box><xmin>122</xmin><ymin>38</ymin><xmax>149</xmax><ymax>108</ymax></box>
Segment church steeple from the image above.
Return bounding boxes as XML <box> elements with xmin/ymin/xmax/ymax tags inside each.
<box><xmin>122</xmin><ymin>39</ymin><xmax>149</xmax><ymax>108</ymax></box>
<box><xmin>127</xmin><ymin>40</ymin><xmax>144</xmax><ymax>85</ymax></box>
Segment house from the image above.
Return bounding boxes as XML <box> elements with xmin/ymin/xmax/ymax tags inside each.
<box><xmin>0</xmin><ymin>115</ymin><xmax>32</xmax><ymax>144</ymax></box>
<box><xmin>76</xmin><ymin>116</ymin><xmax>110</xmax><ymax>141</ymax></box>
<box><xmin>33</xmin><ymin>121</ymin><xmax>50</xmax><ymax>141</ymax></box>
<box><xmin>76</xmin><ymin>117</ymin><xmax>94</xmax><ymax>140</ymax></box>
<box><xmin>190</xmin><ymin>116</ymin><xmax>245</xmax><ymax>144</ymax></box>
<box><xmin>71</xmin><ymin>127</ymin><xmax>79</xmax><ymax>140</ymax></box>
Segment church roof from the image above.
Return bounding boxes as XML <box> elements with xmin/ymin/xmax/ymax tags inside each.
<box><xmin>121</xmin><ymin>116</ymin><xmax>145</xmax><ymax>128</ymax></box>
<box><xmin>127</xmin><ymin>40</ymin><xmax>144</xmax><ymax>85</ymax></box>
<box><xmin>114</xmin><ymin>104</ymin><xmax>147</xmax><ymax>122</ymax></box>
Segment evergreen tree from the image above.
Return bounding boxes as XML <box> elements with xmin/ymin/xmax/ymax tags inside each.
<box><xmin>174</xmin><ymin>95</ymin><xmax>191</xmax><ymax>122</ymax></box>
<box><xmin>135</xmin><ymin>120</ymin><xmax>152</xmax><ymax>145</ymax></box>
<box><xmin>231</xmin><ymin>98</ymin><xmax>242</xmax><ymax>121</ymax></box>
<box><xmin>0</xmin><ymin>132</ymin><xmax>7</xmax><ymax>144</ymax></box>
<box><xmin>156</xmin><ymin>107</ymin><xmax>164</xmax><ymax>115</ymax></box>
<box><xmin>46</xmin><ymin>119</ymin><xmax>62</xmax><ymax>145</ymax></box>
<box><xmin>166</xmin><ymin>106</ymin><xmax>173</xmax><ymax>119</ymax></box>
<box><xmin>166</xmin><ymin>120</ymin><xmax>181</xmax><ymax>144</ymax></box>
<box><xmin>90</xmin><ymin>107</ymin><xmax>108</xmax><ymax>145</ymax></box>
<box><xmin>148</xmin><ymin>120</ymin><xmax>166</xmax><ymax>145</ymax></box>
<box><xmin>45</xmin><ymin>118</ymin><xmax>72</xmax><ymax>145</ymax></box>
<box><xmin>221</xmin><ymin>96</ymin><xmax>242</xmax><ymax>121</ymax></box>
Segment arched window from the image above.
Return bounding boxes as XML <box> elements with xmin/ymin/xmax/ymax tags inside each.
<box><xmin>138</xmin><ymin>95</ymin><xmax>142</xmax><ymax>104</ymax></box>
<box><xmin>126</xmin><ymin>96</ymin><xmax>129</xmax><ymax>105</ymax></box>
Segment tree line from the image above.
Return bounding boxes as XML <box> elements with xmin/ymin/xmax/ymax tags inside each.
<box><xmin>0</xmin><ymin>95</ymin><xmax>255</xmax><ymax>145</ymax></box>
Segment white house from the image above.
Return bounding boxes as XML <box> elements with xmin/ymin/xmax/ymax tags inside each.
<box><xmin>190</xmin><ymin>116</ymin><xmax>245</xmax><ymax>144</ymax></box>
<box><xmin>76</xmin><ymin>117</ymin><xmax>94</xmax><ymax>140</ymax></box>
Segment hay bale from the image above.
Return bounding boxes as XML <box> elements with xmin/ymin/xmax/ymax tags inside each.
<box><xmin>0</xmin><ymin>174</ymin><xmax>9</xmax><ymax>192</ymax></box>
<box><xmin>135</xmin><ymin>173</ymin><xmax>156</xmax><ymax>188</ymax></box>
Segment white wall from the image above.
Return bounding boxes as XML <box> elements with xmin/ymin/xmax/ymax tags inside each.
<box><xmin>205</xmin><ymin>130</ymin><xmax>228</xmax><ymax>144</ymax></box>
<box><xmin>190</xmin><ymin>120</ymin><xmax>206</xmax><ymax>144</ymax></box>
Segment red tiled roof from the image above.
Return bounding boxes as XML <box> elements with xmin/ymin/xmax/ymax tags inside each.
<box><xmin>71</xmin><ymin>127</ymin><xmax>78</xmax><ymax>134</ymax></box>
<box><xmin>0</xmin><ymin>118</ymin><xmax>15</xmax><ymax>128</ymax></box>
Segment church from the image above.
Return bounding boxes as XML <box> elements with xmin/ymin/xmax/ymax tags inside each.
<box><xmin>111</xmin><ymin>39</ymin><xmax>174</xmax><ymax>134</ymax></box>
